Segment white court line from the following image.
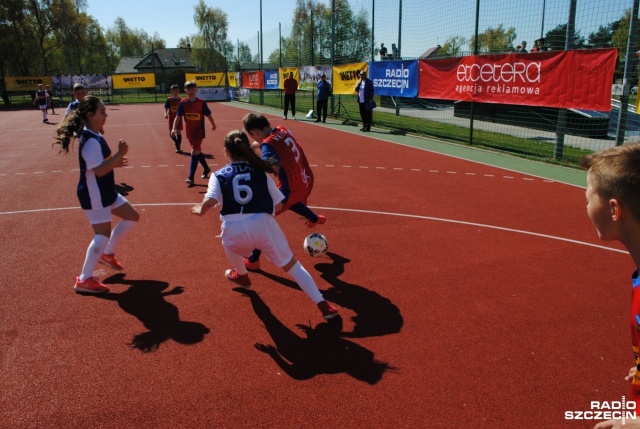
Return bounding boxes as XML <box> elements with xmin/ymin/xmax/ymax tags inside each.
<box><xmin>0</xmin><ymin>203</ymin><xmax>626</xmax><ymax>254</ymax></box>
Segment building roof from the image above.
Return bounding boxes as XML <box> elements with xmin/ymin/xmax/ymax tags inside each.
<box><xmin>114</xmin><ymin>48</ymin><xmax>197</xmax><ymax>74</ymax></box>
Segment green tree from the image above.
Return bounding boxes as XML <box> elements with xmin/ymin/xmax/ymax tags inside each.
<box><xmin>270</xmin><ymin>0</ymin><xmax>372</xmax><ymax>67</ymax></box>
<box><xmin>191</xmin><ymin>0</ymin><xmax>228</xmax><ymax>72</ymax></box>
<box><xmin>544</xmin><ymin>23</ymin><xmax>585</xmax><ymax>51</ymax></box>
<box><xmin>469</xmin><ymin>24</ymin><xmax>516</xmax><ymax>53</ymax></box>
<box><xmin>587</xmin><ymin>22</ymin><xmax>618</xmax><ymax>48</ymax></box>
<box><xmin>440</xmin><ymin>35</ymin><xmax>467</xmax><ymax>57</ymax></box>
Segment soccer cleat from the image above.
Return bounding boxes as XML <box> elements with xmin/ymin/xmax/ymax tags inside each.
<box><xmin>99</xmin><ymin>253</ymin><xmax>124</xmax><ymax>271</ymax></box>
<box><xmin>306</xmin><ymin>215</ymin><xmax>326</xmax><ymax>228</ymax></box>
<box><xmin>317</xmin><ymin>300</ymin><xmax>338</xmax><ymax>320</ymax></box>
<box><xmin>244</xmin><ymin>258</ymin><xmax>261</xmax><ymax>271</ymax></box>
<box><xmin>201</xmin><ymin>168</ymin><xmax>211</xmax><ymax>179</ymax></box>
<box><xmin>225</xmin><ymin>269</ymin><xmax>251</xmax><ymax>287</ymax></box>
<box><xmin>185</xmin><ymin>177</ymin><xmax>194</xmax><ymax>185</ymax></box>
<box><xmin>74</xmin><ymin>276</ymin><xmax>109</xmax><ymax>294</ymax></box>
<box><xmin>175</xmin><ymin>148</ymin><xmax>182</xmax><ymax>154</ymax></box>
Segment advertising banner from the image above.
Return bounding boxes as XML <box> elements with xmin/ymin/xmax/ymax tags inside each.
<box><xmin>298</xmin><ymin>66</ymin><xmax>332</xmax><ymax>91</ymax></box>
<box><xmin>369</xmin><ymin>60</ymin><xmax>418</xmax><ymax>98</ymax></box>
<box><xmin>418</xmin><ymin>48</ymin><xmax>617</xmax><ymax>111</ymax></box>
<box><xmin>5</xmin><ymin>76</ymin><xmax>53</xmax><ymax>91</ymax></box>
<box><xmin>241</xmin><ymin>71</ymin><xmax>264</xmax><ymax>89</ymax></box>
<box><xmin>52</xmin><ymin>75</ymin><xmax>112</xmax><ymax>96</ymax></box>
<box><xmin>112</xmin><ymin>73</ymin><xmax>155</xmax><ymax>90</ymax></box>
<box><xmin>185</xmin><ymin>72</ymin><xmax>228</xmax><ymax>87</ymax></box>
<box><xmin>264</xmin><ymin>70</ymin><xmax>280</xmax><ymax>90</ymax></box>
<box><xmin>279</xmin><ymin>68</ymin><xmax>299</xmax><ymax>89</ymax></box>
<box><xmin>196</xmin><ymin>87</ymin><xmax>228</xmax><ymax>101</ymax></box>
<box><xmin>332</xmin><ymin>62</ymin><xmax>367</xmax><ymax>95</ymax></box>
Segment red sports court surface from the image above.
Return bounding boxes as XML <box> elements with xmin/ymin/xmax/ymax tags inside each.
<box><xmin>0</xmin><ymin>102</ymin><xmax>632</xmax><ymax>428</ymax></box>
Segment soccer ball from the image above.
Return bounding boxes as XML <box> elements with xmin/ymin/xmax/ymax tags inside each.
<box><xmin>304</xmin><ymin>233</ymin><xmax>328</xmax><ymax>257</ymax></box>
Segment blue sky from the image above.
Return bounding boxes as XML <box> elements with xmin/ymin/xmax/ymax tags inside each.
<box><xmin>86</xmin><ymin>0</ymin><xmax>298</xmax><ymax>50</ymax></box>
<box><xmin>87</xmin><ymin>0</ymin><xmax>633</xmax><ymax>59</ymax></box>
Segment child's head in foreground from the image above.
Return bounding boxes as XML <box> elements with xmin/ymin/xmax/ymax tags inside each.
<box><xmin>581</xmin><ymin>142</ymin><xmax>640</xmax><ymax>240</ymax></box>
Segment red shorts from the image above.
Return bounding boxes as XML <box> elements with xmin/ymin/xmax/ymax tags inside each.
<box><xmin>189</xmin><ymin>138</ymin><xmax>203</xmax><ymax>151</ymax></box>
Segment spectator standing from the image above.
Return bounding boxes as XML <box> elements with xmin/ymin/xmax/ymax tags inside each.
<box><xmin>315</xmin><ymin>73</ymin><xmax>332</xmax><ymax>123</ymax></box>
<box><xmin>518</xmin><ymin>41</ymin><xmax>528</xmax><ymax>53</ymax></box>
<box><xmin>355</xmin><ymin>70</ymin><xmax>375</xmax><ymax>132</ymax></box>
<box><xmin>379</xmin><ymin>43</ymin><xmax>388</xmax><ymax>60</ymax></box>
<box><xmin>283</xmin><ymin>72</ymin><xmax>298</xmax><ymax>120</ymax></box>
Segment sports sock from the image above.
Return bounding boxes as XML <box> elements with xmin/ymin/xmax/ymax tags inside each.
<box><xmin>289</xmin><ymin>202</ymin><xmax>318</xmax><ymax>223</ymax></box>
<box><xmin>224</xmin><ymin>246</ymin><xmax>248</xmax><ymax>276</ymax></box>
<box><xmin>198</xmin><ymin>153</ymin><xmax>209</xmax><ymax>170</ymax></box>
<box><xmin>176</xmin><ymin>134</ymin><xmax>182</xmax><ymax>150</ymax></box>
<box><xmin>286</xmin><ymin>262</ymin><xmax>324</xmax><ymax>304</ymax></box>
<box><xmin>248</xmin><ymin>249</ymin><xmax>262</xmax><ymax>263</ymax></box>
<box><xmin>104</xmin><ymin>219</ymin><xmax>137</xmax><ymax>255</ymax></box>
<box><xmin>79</xmin><ymin>234</ymin><xmax>109</xmax><ymax>281</ymax></box>
<box><xmin>189</xmin><ymin>154</ymin><xmax>198</xmax><ymax>178</ymax></box>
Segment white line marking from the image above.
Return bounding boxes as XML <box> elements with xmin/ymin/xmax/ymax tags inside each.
<box><xmin>0</xmin><ymin>203</ymin><xmax>626</xmax><ymax>254</ymax></box>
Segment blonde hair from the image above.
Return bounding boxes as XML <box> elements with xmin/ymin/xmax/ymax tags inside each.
<box><xmin>581</xmin><ymin>142</ymin><xmax>640</xmax><ymax>220</ymax></box>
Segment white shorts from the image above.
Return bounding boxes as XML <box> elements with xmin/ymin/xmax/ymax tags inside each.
<box><xmin>220</xmin><ymin>213</ymin><xmax>293</xmax><ymax>268</ymax></box>
<box><xmin>84</xmin><ymin>193</ymin><xmax>128</xmax><ymax>225</ymax></box>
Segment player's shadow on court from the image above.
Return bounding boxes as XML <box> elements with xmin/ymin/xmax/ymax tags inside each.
<box><xmin>91</xmin><ymin>273</ymin><xmax>210</xmax><ymax>352</ymax></box>
<box><xmin>313</xmin><ymin>252</ymin><xmax>404</xmax><ymax>338</ymax></box>
<box><xmin>255</xmin><ymin>252</ymin><xmax>403</xmax><ymax>338</ymax></box>
<box><xmin>233</xmin><ymin>288</ymin><xmax>394</xmax><ymax>384</ymax></box>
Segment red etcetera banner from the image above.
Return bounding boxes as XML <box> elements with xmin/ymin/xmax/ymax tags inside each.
<box><xmin>241</xmin><ymin>71</ymin><xmax>264</xmax><ymax>89</ymax></box>
<box><xmin>419</xmin><ymin>48</ymin><xmax>617</xmax><ymax>111</ymax></box>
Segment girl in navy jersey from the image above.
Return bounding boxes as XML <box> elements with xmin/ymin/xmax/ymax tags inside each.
<box><xmin>191</xmin><ymin>130</ymin><xmax>338</xmax><ymax>320</ymax></box>
<box><xmin>54</xmin><ymin>96</ymin><xmax>140</xmax><ymax>293</ymax></box>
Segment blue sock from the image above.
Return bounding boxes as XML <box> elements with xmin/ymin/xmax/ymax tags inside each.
<box><xmin>248</xmin><ymin>249</ymin><xmax>262</xmax><ymax>262</ymax></box>
<box><xmin>189</xmin><ymin>155</ymin><xmax>198</xmax><ymax>179</ymax></box>
<box><xmin>198</xmin><ymin>153</ymin><xmax>209</xmax><ymax>170</ymax></box>
<box><xmin>289</xmin><ymin>202</ymin><xmax>318</xmax><ymax>223</ymax></box>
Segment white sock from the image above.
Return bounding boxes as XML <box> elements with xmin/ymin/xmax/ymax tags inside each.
<box><xmin>223</xmin><ymin>246</ymin><xmax>248</xmax><ymax>275</ymax></box>
<box><xmin>287</xmin><ymin>262</ymin><xmax>324</xmax><ymax>304</ymax></box>
<box><xmin>80</xmin><ymin>235</ymin><xmax>109</xmax><ymax>280</ymax></box>
<box><xmin>104</xmin><ymin>220</ymin><xmax>136</xmax><ymax>255</ymax></box>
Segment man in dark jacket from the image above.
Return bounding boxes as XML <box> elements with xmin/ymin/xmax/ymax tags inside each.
<box><xmin>315</xmin><ymin>73</ymin><xmax>332</xmax><ymax>123</ymax></box>
<box><xmin>355</xmin><ymin>70</ymin><xmax>375</xmax><ymax>132</ymax></box>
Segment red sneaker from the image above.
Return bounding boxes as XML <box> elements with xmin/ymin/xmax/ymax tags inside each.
<box><xmin>244</xmin><ymin>258</ymin><xmax>261</xmax><ymax>271</ymax></box>
<box><xmin>99</xmin><ymin>253</ymin><xmax>124</xmax><ymax>271</ymax></box>
<box><xmin>317</xmin><ymin>300</ymin><xmax>338</xmax><ymax>320</ymax></box>
<box><xmin>225</xmin><ymin>269</ymin><xmax>251</xmax><ymax>288</ymax></box>
<box><xmin>74</xmin><ymin>276</ymin><xmax>109</xmax><ymax>294</ymax></box>
<box><xmin>306</xmin><ymin>215</ymin><xmax>326</xmax><ymax>228</ymax></box>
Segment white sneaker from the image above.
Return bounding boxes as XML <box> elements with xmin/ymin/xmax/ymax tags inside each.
<box><xmin>283</xmin><ymin>116</ymin><xmax>287</xmax><ymax>120</ymax></box>
<box><xmin>292</xmin><ymin>116</ymin><xmax>296</xmax><ymax>120</ymax></box>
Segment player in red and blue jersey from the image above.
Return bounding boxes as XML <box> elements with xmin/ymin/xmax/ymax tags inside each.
<box><xmin>583</xmin><ymin>143</ymin><xmax>640</xmax><ymax>429</ymax></box>
<box><xmin>164</xmin><ymin>84</ymin><xmax>183</xmax><ymax>153</ymax></box>
<box><xmin>171</xmin><ymin>81</ymin><xmax>216</xmax><ymax>185</ymax></box>
<box><xmin>241</xmin><ymin>112</ymin><xmax>326</xmax><ymax>271</ymax></box>
<box><xmin>191</xmin><ymin>130</ymin><xmax>338</xmax><ymax>320</ymax></box>
<box><xmin>33</xmin><ymin>84</ymin><xmax>49</xmax><ymax>123</ymax></box>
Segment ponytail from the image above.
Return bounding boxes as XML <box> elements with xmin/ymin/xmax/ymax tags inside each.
<box><xmin>53</xmin><ymin>112</ymin><xmax>84</xmax><ymax>153</ymax></box>
<box><xmin>53</xmin><ymin>95</ymin><xmax>103</xmax><ymax>154</ymax></box>
<box><xmin>224</xmin><ymin>130</ymin><xmax>276</xmax><ymax>175</ymax></box>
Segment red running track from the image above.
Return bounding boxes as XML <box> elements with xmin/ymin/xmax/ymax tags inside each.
<box><xmin>0</xmin><ymin>102</ymin><xmax>632</xmax><ymax>428</ymax></box>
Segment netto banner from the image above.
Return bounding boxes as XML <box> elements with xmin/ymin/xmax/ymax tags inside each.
<box><xmin>112</xmin><ymin>73</ymin><xmax>155</xmax><ymax>90</ymax></box>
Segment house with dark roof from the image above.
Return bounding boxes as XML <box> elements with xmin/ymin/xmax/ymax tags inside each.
<box><xmin>114</xmin><ymin>48</ymin><xmax>202</xmax><ymax>91</ymax></box>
